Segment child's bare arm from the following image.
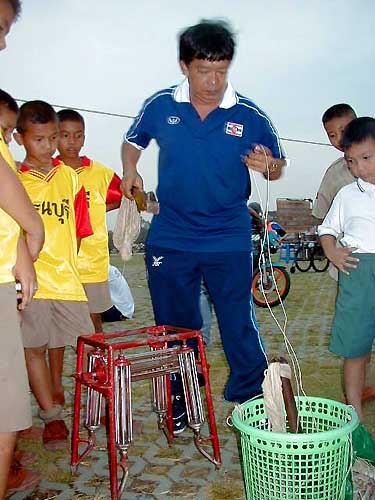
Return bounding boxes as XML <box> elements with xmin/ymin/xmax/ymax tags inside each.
<box><xmin>320</xmin><ymin>234</ymin><xmax>359</xmax><ymax>275</ymax></box>
<box><xmin>13</xmin><ymin>236</ymin><xmax>37</xmax><ymax>309</ymax></box>
<box><xmin>0</xmin><ymin>156</ymin><xmax>44</xmax><ymax>260</ymax></box>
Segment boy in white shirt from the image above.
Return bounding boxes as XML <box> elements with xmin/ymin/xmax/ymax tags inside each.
<box><xmin>318</xmin><ymin>116</ymin><xmax>375</xmax><ymax>421</ymax></box>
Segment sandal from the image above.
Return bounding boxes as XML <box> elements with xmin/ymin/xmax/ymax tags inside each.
<box><xmin>6</xmin><ymin>459</ymin><xmax>41</xmax><ymax>497</ymax></box>
<box><xmin>43</xmin><ymin>420</ymin><xmax>69</xmax><ymax>452</ymax></box>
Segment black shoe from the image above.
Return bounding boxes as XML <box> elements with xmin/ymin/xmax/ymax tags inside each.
<box><xmin>197</xmin><ymin>372</ymin><xmax>205</xmax><ymax>387</ymax></box>
<box><xmin>172</xmin><ymin>395</ymin><xmax>187</xmax><ymax>435</ymax></box>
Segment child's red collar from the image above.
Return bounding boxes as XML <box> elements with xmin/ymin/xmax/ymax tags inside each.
<box><xmin>81</xmin><ymin>156</ymin><xmax>91</xmax><ymax>167</ymax></box>
<box><xmin>55</xmin><ymin>155</ymin><xmax>91</xmax><ymax>167</ymax></box>
<box><xmin>20</xmin><ymin>157</ymin><xmax>60</xmax><ymax>172</ymax></box>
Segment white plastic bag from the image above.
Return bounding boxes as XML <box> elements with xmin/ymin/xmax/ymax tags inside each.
<box><xmin>113</xmin><ymin>197</ymin><xmax>141</xmax><ymax>261</ymax></box>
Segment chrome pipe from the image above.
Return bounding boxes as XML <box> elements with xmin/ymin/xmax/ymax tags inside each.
<box><xmin>85</xmin><ymin>349</ymin><xmax>105</xmax><ymax>431</ymax></box>
<box><xmin>114</xmin><ymin>355</ymin><xmax>132</xmax><ymax>449</ymax></box>
<box><xmin>178</xmin><ymin>348</ymin><xmax>205</xmax><ymax>431</ymax></box>
<box><xmin>152</xmin><ymin>374</ymin><xmax>168</xmax><ymax>416</ymax></box>
<box><xmin>118</xmin><ymin>450</ymin><xmax>129</xmax><ymax>498</ymax></box>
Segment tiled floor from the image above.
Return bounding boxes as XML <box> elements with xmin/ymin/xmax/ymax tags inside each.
<box><xmin>12</xmin><ymin>255</ymin><xmax>375</xmax><ymax>499</ymax></box>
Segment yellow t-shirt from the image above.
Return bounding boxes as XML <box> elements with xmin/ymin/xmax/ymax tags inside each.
<box><xmin>0</xmin><ymin>132</ymin><xmax>19</xmax><ymax>284</ymax></box>
<box><xmin>0</xmin><ymin>129</ymin><xmax>17</xmax><ymax>172</ymax></box>
<box><xmin>62</xmin><ymin>156</ymin><xmax>121</xmax><ymax>284</ymax></box>
<box><xmin>18</xmin><ymin>161</ymin><xmax>89</xmax><ymax>301</ymax></box>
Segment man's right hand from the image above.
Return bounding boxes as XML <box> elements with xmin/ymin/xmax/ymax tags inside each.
<box><xmin>120</xmin><ymin>172</ymin><xmax>144</xmax><ymax>200</ymax></box>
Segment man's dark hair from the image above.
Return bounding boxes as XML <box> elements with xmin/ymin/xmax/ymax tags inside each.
<box><xmin>57</xmin><ymin>108</ymin><xmax>85</xmax><ymax>128</ymax></box>
<box><xmin>179</xmin><ymin>19</ymin><xmax>235</xmax><ymax>65</ymax></box>
<box><xmin>6</xmin><ymin>0</ymin><xmax>22</xmax><ymax>20</ymax></box>
<box><xmin>16</xmin><ymin>100</ymin><xmax>57</xmax><ymax>133</ymax></box>
<box><xmin>341</xmin><ymin>117</ymin><xmax>375</xmax><ymax>150</ymax></box>
<box><xmin>322</xmin><ymin>104</ymin><xmax>356</xmax><ymax>124</ymax></box>
<box><xmin>0</xmin><ymin>88</ymin><xmax>18</xmax><ymax>113</ymax></box>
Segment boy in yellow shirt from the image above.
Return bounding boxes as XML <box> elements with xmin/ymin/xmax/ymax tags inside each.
<box><xmin>0</xmin><ymin>1</ymin><xmax>45</xmax><ymax>495</ymax></box>
<box><xmin>0</xmin><ymin>88</ymin><xmax>18</xmax><ymax>158</ymax></box>
<box><xmin>15</xmin><ymin>100</ymin><xmax>93</xmax><ymax>451</ymax></box>
<box><xmin>51</xmin><ymin>109</ymin><xmax>122</xmax><ymax>407</ymax></box>
<box><xmin>0</xmin><ymin>87</ymin><xmax>45</xmax><ymax>494</ymax></box>
<box><xmin>57</xmin><ymin>108</ymin><xmax>122</xmax><ymax>333</ymax></box>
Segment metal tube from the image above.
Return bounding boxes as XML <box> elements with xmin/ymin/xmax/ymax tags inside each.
<box><xmin>178</xmin><ymin>348</ymin><xmax>204</xmax><ymax>431</ymax></box>
<box><xmin>71</xmin><ymin>337</ymin><xmax>85</xmax><ymax>469</ymax></box>
<box><xmin>152</xmin><ymin>374</ymin><xmax>168</xmax><ymax>416</ymax></box>
<box><xmin>114</xmin><ymin>355</ymin><xmax>132</xmax><ymax>449</ymax></box>
<box><xmin>85</xmin><ymin>349</ymin><xmax>105</xmax><ymax>431</ymax></box>
<box><xmin>196</xmin><ymin>332</ymin><xmax>222</xmax><ymax>468</ymax></box>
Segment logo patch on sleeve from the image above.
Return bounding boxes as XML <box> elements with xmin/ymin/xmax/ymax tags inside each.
<box><xmin>225</xmin><ymin>122</ymin><xmax>244</xmax><ymax>137</ymax></box>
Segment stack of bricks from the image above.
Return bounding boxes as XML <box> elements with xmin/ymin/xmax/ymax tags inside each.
<box><xmin>276</xmin><ymin>198</ymin><xmax>313</xmax><ymax>235</ymax></box>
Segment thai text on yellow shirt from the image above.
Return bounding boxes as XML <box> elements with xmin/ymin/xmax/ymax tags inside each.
<box><xmin>18</xmin><ymin>163</ymin><xmax>87</xmax><ymax>300</ymax></box>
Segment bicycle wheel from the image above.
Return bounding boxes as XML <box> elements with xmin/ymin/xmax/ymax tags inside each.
<box><xmin>311</xmin><ymin>244</ymin><xmax>329</xmax><ymax>272</ymax></box>
<box><xmin>295</xmin><ymin>245</ymin><xmax>313</xmax><ymax>272</ymax></box>
<box><xmin>252</xmin><ymin>266</ymin><xmax>291</xmax><ymax>308</ymax></box>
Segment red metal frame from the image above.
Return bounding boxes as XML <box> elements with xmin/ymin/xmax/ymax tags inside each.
<box><xmin>71</xmin><ymin>325</ymin><xmax>221</xmax><ymax>500</ymax></box>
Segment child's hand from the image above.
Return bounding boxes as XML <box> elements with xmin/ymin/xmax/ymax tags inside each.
<box><xmin>327</xmin><ymin>246</ymin><xmax>359</xmax><ymax>275</ymax></box>
<box><xmin>13</xmin><ymin>238</ymin><xmax>38</xmax><ymax>309</ymax></box>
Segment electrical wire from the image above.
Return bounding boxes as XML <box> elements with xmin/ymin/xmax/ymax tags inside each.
<box><xmin>14</xmin><ymin>98</ymin><xmax>332</xmax><ymax>147</ymax></box>
<box><xmin>15</xmin><ymin>99</ymin><xmax>135</xmax><ymax>120</ymax></box>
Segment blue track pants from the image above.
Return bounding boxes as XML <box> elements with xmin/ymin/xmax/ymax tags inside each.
<box><xmin>145</xmin><ymin>246</ymin><xmax>267</xmax><ymax>403</ymax></box>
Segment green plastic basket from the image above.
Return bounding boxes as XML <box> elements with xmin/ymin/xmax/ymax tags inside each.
<box><xmin>232</xmin><ymin>396</ymin><xmax>358</xmax><ymax>499</ymax></box>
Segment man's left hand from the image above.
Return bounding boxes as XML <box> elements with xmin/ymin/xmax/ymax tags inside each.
<box><xmin>243</xmin><ymin>145</ymin><xmax>283</xmax><ymax>179</ymax></box>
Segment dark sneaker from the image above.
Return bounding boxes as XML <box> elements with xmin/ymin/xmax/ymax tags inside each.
<box><xmin>197</xmin><ymin>372</ymin><xmax>205</xmax><ymax>387</ymax></box>
<box><xmin>196</xmin><ymin>365</ymin><xmax>205</xmax><ymax>387</ymax></box>
<box><xmin>172</xmin><ymin>395</ymin><xmax>187</xmax><ymax>435</ymax></box>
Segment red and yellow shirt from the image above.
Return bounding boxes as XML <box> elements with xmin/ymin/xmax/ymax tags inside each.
<box><xmin>18</xmin><ymin>158</ymin><xmax>92</xmax><ymax>300</ymax></box>
<box><xmin>58</xmin><ymin>156</ymin><xmax>122</xmax><ymax>284</ymax></box>
<box><xmin>0</xmin><ymin>131</ymin><xmax>19</xmax><ymax>283</ymax></box>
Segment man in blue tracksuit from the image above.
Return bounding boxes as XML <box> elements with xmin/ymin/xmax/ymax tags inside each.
<box><xmin>121</xmin><ymin>20</ymin><xmax>286</xmax><ymax>433</ymax></box>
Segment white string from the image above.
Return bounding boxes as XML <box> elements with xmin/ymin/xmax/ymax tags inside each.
<box><xmin>249</xmin><ymin>148</ymin><xmax>308</xmax><ymax>412</ymax></box>
<box><xmin>339</xmin><ymin>431</ymin><xmax>354</xmax><ymax>500</ymax></box>
<box><xmin>250</xmin><ymin>149</ymin><xmax>356</xmax><ymax>496</ymax></box>
<box><xmin>226</xmin><ymin>393</ymin><xmax>264</xmax><ymax>427</ymax></box>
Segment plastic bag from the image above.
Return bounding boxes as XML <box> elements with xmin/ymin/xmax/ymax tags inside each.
<box><xmin>352</xmin><ymin>423</ymin><xmax>375</xmax><ymax>465</ymax></box>
<box><xmin>344</xmin><ymin>423</ymin><xmax>375</xmax><ymax>499</ymax></box>
<box><xmin>113</xmin><ymin>197</ymin><xmax>141</xmax><ymax>261</ymax></box>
